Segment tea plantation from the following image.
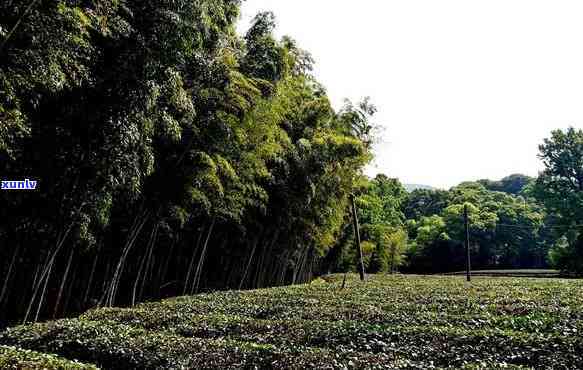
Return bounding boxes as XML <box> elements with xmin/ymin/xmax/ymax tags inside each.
<box><xmin>1</xmin><ymin>274</ymin><xmax>582</xmax><ymax>369</ymax></box>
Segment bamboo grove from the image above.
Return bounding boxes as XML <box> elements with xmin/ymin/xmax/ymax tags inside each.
<box><xmin>0</xmin><ymin>1</ymin><xmax>375</xmax><ymax>326</ymax></box>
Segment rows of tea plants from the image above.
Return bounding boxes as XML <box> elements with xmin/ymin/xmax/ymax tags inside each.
<box><xmin>0</xmin><ymin>345</ymin><xmax>97</xmax><ymax>369</ymax></box>
<box><xmin>1</xmin><ymin>274</ymin><xmax>582</xmax><ymax>368</ymax></box>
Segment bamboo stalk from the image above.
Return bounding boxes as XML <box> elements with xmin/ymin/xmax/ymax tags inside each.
<box><xmin>192</xmin><ymin>216</ymin><xmax>216</xmax><ymax>294</ymax></box>
<box><xmin>52</xmin><ymin>247</ymin><xmax>75</xmax><ymax>318</ymax></box>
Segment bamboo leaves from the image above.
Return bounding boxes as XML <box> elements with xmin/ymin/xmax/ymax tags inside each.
<box><xmin>0</xmin><ymin>1</ymin><xmax>373</xmax><ymax>326</ymax></box>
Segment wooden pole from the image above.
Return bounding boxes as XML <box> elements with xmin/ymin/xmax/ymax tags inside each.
<box><xmin>464</xmin><ymin>204</ymin><xmax>471</xmax><ymax>282</ymax></box>
<box><xmin>350</xmin><ymin>194</ymin><xmax>366</xmax><ymax>281</ymax></box>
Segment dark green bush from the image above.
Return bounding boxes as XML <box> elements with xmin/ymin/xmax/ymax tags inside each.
<box><xmin>0</xmin><ymin>345</ymin><xmax>97</xmax><ymax>369</ymax></box>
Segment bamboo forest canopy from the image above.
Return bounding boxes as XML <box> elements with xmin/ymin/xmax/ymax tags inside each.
<box><xmin>0</xmin><ymin>0</ymin><xmax>373</xmax><ymax>326</ymax></box>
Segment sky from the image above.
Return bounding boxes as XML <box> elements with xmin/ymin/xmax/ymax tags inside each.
<box><xmin>238</xmin><ymin>0</ymin><xmax>583</xmax><ymax>189</ymax></box>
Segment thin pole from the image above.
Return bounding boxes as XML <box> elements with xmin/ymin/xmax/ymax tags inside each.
<box><xmin>464</xmin><ymin>204</ymin><xmax>471</xmax><ymax>282</ymax></box>
<box><xmin>350</xmin><ymin>194</ymin><xmax>365</xmax><ymax>281</ymax></box>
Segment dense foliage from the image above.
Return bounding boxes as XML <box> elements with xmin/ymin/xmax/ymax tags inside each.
<box><xmin>478</xmin><ymin>174</ymin><xmax>533</xmax><ymax>196</ymax></box>
<box><xmin>532</xmin><ymin>127</ymin><xmax>583</xmax><ymax>274</ymax></box>
<box><xmin>404</xmin><ymin>181</ymin><xmax>552</xmax><ymax>273</ymax></box>
<box><xmin>339</xmin><ymin>127</ymin><xmax>583</xmax><ymax>275</ymax></box>
<box><xmin>332</xmin><ymin>175</ymin><xmax>409</xmax><ymax>274</ymax></box>
<box><xmin>334</xmin><ymin>174</ymin><xmax>555</xmax><ymax>275</ymax></box>
<box><xmin>1</xmin><ymin>274</ymin><xmax>582</xmax><ymax>369</ymax></box>
<box><xmin>0</xmin><ymin>345</ymin><xmax>97</xmax><ymax>369</ymax></box>
<box><xmin>0</xmin><ymin>1</ymin><xmax>373</xmax><ymax>326</ymax></box>
<box><xmin>337</xmin><ymin>126</ymin><xmax>583</xmax><ymax>276</ymax></box>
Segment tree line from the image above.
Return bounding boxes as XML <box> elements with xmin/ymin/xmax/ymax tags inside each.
<box><xmin>335</xmin><ymin>129</ymin><xmax>583</xmax><ymax>277</ymax></box>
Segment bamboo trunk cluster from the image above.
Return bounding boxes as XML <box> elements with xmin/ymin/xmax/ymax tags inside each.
<box><xmin>0</xmin><ymin>213</ymin><xmax>328</xmax><ymax>328</ymax></box>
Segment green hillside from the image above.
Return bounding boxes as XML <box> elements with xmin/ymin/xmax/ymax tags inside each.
<box><xmin>1</xmin><ymin>274</ymin><xmax>582</xmax><ymax>369</ymax></box>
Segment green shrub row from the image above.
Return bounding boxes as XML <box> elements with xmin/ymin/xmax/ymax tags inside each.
<box><xmin>1</xmin><ymin>275</ymin><xmax>582</xmax><ymax>368</ymax></box>
<box><xmin>0</xmin><ymin>345</ymin><xmax>98</xmax><ymax>369</ymax></box>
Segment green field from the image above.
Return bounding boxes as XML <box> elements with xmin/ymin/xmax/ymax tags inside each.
<box><xmin>1</xmin><ymin>274</ymin><xmax>582</xmax><ymax>369</ymax></box>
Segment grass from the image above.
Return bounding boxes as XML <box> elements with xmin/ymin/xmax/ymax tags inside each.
<box><xmin>1</xmin><ymin>274</ymin><xmax>582</xmax><ymax>369</ymax></box>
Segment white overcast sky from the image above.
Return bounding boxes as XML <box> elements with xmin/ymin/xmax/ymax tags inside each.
<box><xmin>239</xmin><ymin>1</ymin><xmax>583</xmax><ymax>189</ymax></box>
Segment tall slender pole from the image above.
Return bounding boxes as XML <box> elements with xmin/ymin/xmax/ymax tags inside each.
<box><xmin>464</xmin><ymin>204</ymin><xmax>471</xmax><ymax>282</ymax></box>
<box><xmin>350</xmin><ymin>194</ymin><xmax>365</xmax><ymax>281</ymax></box>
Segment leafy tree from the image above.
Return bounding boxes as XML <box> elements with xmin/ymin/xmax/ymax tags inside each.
<box><xmin>532</xmin><ymin>127</ymin><xmax>583</xmax><ymax>273</ymax></box>
<box><xmin>403</xmin><ymin>189</ymin><xmax>451</xmax><ymax>220</ymax></box>
<box><xmin>405</xmin><ymin>215</ymin><xmax>451</xmax><ymax>272</ymax></box>
<box><xmin>336</xmin><ymin>175</ymin><xmax>408</xmax><ymax>273</ymax></box>
<box><xmin>478</xmin><ymin>174</ymin><xmax>533</xmax><ymax>195</ymax></box>
<box><xmin>405</xmin><ymin>182</ymin><xmax>549</xmax><ymax>272</ymax></box>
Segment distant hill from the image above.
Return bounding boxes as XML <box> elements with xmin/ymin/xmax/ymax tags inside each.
<box><xmin>404</xmin><ymin>183</ymin><xmax>436</xmax><ymax>192</ymax></box>
<box><xmin>477</xmin><ymin>174</ymin><xmax>534</xmax><ymax>195</ymax></box>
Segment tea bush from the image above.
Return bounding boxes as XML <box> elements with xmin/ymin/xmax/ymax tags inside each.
<box><xmin>1</xmin><ymin>274</ymin><xmax>582</xmax><ymax>368</ymax></box>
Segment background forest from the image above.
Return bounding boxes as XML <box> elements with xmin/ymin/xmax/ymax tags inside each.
<box><xmin>1</xmin><ymin>0</ymin><xmax>583</xmax><ymax>329</ymax></box>
<box><xmin>339</xmin><ymin>127</ymin><xmax>583</xmax><ymax>277</ymax></box>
